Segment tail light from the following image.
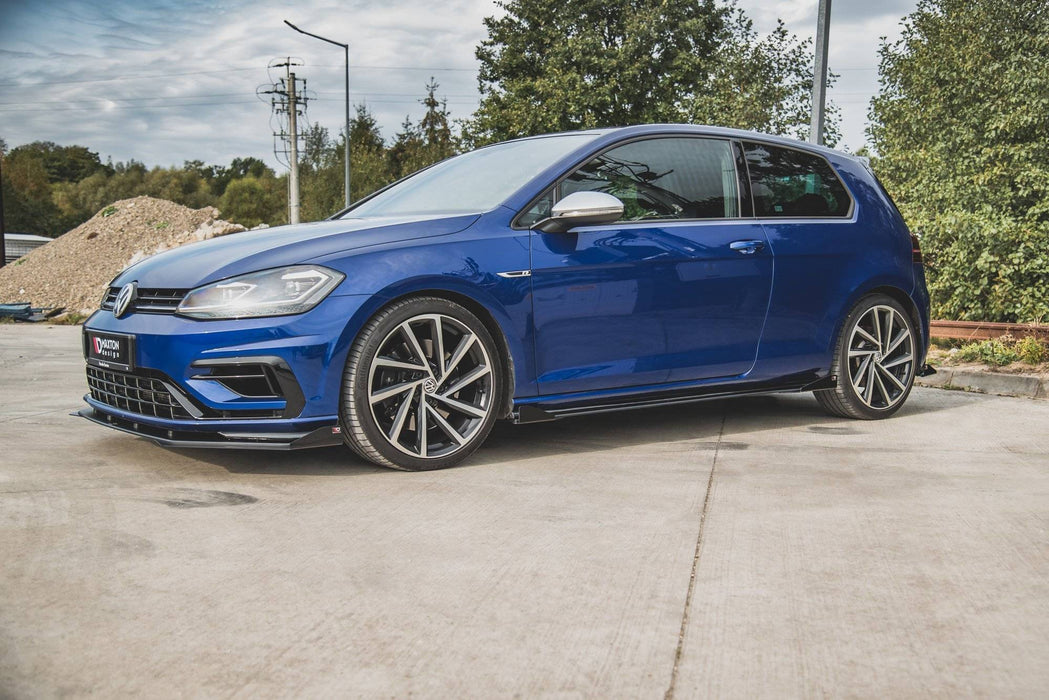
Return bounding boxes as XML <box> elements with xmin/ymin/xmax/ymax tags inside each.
<box><xmin>910</xmin><ymin>233</ymin><xmax>923</xmax><ymax>265</ymax></box>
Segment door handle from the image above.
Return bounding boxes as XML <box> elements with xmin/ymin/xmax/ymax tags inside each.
<box><xmin>730</xmin><ymin>240</ymin><xmax>766</xmax><ymax>255</ymax></box>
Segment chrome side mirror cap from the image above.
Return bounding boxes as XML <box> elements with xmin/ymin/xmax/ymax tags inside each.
<box><xmin>533</xmin><ymin>191</ymin><xmax>624</xmax><ymax>233</ymax></box>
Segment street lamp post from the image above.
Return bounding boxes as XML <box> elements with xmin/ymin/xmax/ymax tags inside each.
<box><xmin>284</xmin><ymin>19</ymin><xmax>351</xmax><ymax>208</ymax></box>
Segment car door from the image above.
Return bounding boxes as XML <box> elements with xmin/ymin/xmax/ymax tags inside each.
<box><xmin>527</xmin><ymin>136</ymin><xmax>773</xmax><ymax>396</ymax></box>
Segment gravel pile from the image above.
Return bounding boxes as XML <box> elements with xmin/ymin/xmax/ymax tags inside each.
<box><xmin>0</xmin><ymin>196</ymin><xmax>246</xmax><ymax>316</ymax></box>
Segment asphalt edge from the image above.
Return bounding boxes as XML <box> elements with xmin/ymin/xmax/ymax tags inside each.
<box><xmin>917</xmin><ymin>368</ymin><xmax>1048</xmax><ymax>400</ymax></box>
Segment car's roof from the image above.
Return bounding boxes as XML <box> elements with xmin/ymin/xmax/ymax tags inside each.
<box><xmin>509</xmin><ymin>124</ymin><xmax>858</xmax><ymax>162</ymax></box>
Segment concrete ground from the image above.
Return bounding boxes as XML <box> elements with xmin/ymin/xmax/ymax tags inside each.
<box><xmin>1</xmin><ymin>324</ymin><xmax>1047</xmax><ymax>699</ymax></box>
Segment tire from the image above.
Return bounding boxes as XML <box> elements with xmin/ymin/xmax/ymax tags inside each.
<box><xmin>815</xmin><ymin>294</ymin><xmax>918</xmax><ymax>420</ymax></box>
<box><xmin>340</xmin><ymin>296</ymin><xmax>505</xmax><ymax>470</ymax></box>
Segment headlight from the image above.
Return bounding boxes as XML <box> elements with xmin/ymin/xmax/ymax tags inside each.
<box><xmin>176</xmin><ymin>265</ymin><xmax>345</xmax><ymax>319</ymax></box>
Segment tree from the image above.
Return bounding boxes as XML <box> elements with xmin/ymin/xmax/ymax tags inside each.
<box><xmin>418</xmin><ymin>78</ymin><xmax>457</xmax><ymax>162</ymax></box>
<box><xmin>388</xmin><ymin>117</ymin><xmax>426</xmax><ymax>180</ymax></box>
<box><xmin>2</xmin><ymin>149</ymin><xmax>60</xmax><ymax>236</ymax></box>
<box><xmin>467</xmin><ymin>0</ymin><xmax>835</xmax><ymax>145</ymax></box>
<box><xmin>220</xmin><ymin>175</ymin><xmax>285</xmax><ymax>227</ymax></box>
<box><xmin>869</xmin><ymin>0</ymin><xmax>1049</xmax><ymax>322</ymax></box>
<box><xmin>7</xmin><ymin>141</ymin><xmax>110</xmax><ymax>183</ymax></box>
<box><xmin>349</xmin><ymin>104</ymin><xmax>393</xmax><ymax>200</ymax></box>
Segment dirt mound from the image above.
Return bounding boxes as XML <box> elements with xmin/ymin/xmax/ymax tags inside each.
<box><xmin>0</xmin><ymin>196</ymin><xmax>246</xmax><ymax>316</ymax></box>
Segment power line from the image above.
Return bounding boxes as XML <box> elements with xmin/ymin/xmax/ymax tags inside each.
<box><xmin>0</xmin><ymin>63</ymin><xmax>479</xmax><ymax>89</ymax></box>
<box><xmin>0</xmin><ymin>90</ymin><xmax>479</xmax><ymax>108</ymax></box>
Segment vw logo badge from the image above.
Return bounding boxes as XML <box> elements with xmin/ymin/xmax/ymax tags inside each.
<box><xmin>423</xmin><ymin>378</ymin><xmax>438</xmax><ymax>394</ymax></box>
<box><xmin>114</xmin><ymin>282</ymin><xmax>138</xmax><ymax>318</ymax></box>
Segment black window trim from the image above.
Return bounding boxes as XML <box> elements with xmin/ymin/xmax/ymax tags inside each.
<box><xmin>511</xmin><ymin>134</ymin><xmax>747</xmax><ymax>231</ymax></box>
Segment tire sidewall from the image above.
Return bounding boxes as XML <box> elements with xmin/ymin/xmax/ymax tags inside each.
<box><xmin>342</xmin><ymin>297</ymin><xmax>504</xmax><ymax>470</ymax></box>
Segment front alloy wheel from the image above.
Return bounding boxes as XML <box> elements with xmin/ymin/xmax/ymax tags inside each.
<box><xmin>341</xmin><ymin>297</ymin><xmax>504</xmax><ymax>470</ymax></box>
<box><xmin>815</xmin><ymin>294</ymin><xmax>917</xmax><ymax>419</ymax></box>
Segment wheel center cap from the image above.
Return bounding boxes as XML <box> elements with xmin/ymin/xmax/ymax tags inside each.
<box><xmin>875</xmin><ymin>352</ymin><xmax>884</xmax><ymax>363</ymax></box>
<box><xmin>423</xmin><ymin>378</ymin><xmax>438</xmax><ymax>394</ymax></box>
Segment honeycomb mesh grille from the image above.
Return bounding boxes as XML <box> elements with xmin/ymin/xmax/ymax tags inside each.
<box><xmin>87</xmin><ymin>366</ymin><xmax>192</xmax><ymax>420</ymax></box>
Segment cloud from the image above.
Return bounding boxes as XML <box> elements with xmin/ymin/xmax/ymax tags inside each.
<box><xmin>0</xmin><ymin>0</ymin><xmax>915</xmax><ymax>165</ymax></box>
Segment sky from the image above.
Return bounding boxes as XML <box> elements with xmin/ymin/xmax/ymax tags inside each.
<box><xmin>0</xmin><ymin>0</ymin><xmax>918</xmax><ymax>170</ymax></box>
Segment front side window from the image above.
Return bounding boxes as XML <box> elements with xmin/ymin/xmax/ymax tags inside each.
<box><xmin>520</xmin><ymin>137</ymin><xmax>739</xmax><ymax>226</ymax></box>
<box><xmin>743</xmin><ymin>142</ymin><xmax>852</xmax><ymax>218</ymax></box>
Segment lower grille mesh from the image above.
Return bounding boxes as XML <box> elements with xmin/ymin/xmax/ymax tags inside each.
<box><xmin>87</xmin><ymin>366</ymin><xmax>192</xmax><ymax>420</ymax></box>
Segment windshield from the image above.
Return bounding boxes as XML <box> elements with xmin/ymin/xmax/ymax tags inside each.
<box><xmin>339</xmin><ymin>134</ymin><xmax>599</xmax><ymax>218</ymax></box>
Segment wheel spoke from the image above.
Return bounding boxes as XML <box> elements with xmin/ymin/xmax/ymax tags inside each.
<box><xmin>374</xmin><ymin>357</ymin><xmax>427</xmax><ymax>371</ymax></box>
<box><xmin>443</xmin><ymin>333</ymin><xmax>476</xmax><ymax>380</ymax></box>
<box><xmin>873</xmin><ymin>366</ymin><xmax>892</xmax><ymax>406</ymax></box>
<box><xmin>400</xmin><ymin>322</ymin><xmax>435</xmax><ymax>380</ymax></box>
<box><xmin>426</xmin><ymin>404</ymin><xmax>465</xmax><ymax>445</ymax></box>
<box><xmin>432</xmin><ymin>316</ymin><xmax>445</xmax><ymax>381</ymax></box>
<box><xmin>387</xmin><ymin>386</ymin><xmax>415</xmax><ymax>442</ymax></box>
<box><xmin>441</xmin><ymin>364</ymin><xmax>491</xmax><ymax>397</ymax></box>
<box><xmin>884</xmin><ymin>328</ymin><xmax>909</xmax><ymax>357</ymax></box>
<box><xmin>851</xmin><ymin>354</ymin><xmax>873</xmax><ymax>390</ymax></box>
<box><xmin>371</xmin><ymin>380</ymin><xmax>420</xmax><ymax>404</ymax></box>
<box><xmin>883</xmin><ymin>310</ymin><xmax>894</xmax><ymax>353</ymax></box>
<box><xmin>864</xmin><ymin>359</ymin><xmax>877</xmax><ymax>404</ymax></box>
<box><xmin>431</xmin><ymin>393</ymin><xmax>487</xmax><ymax>419</ymax></box>
<box><xmin>849</xmin><ymin>348</ymin><xmax>877</xmax><ymax>358</ymax></box>
<box><xmin>872</xmin><ymin>308</ymin><xmax>883</xmax><ymax>347</ymax></box>
<box><xmin>854</xmin><ymin>326</ymin><xmax>880</xmax><ymax>347</ymax></box>
<box><xmin>881</xmin><ymin>353</ymin><xmax>912</xmax><ymax>370</ymax></box>
<box><xmin>877</xmin><ymin>362</ymin><xmax>907</xmax><ymax>392</ymax></box>
<box><xmin>416</xmin><ymin>390</ymin><xmax>428</xmax><ymax>457</ymax></box>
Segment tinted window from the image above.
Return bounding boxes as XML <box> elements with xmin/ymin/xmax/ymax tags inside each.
<box><xmin>743</xmin><ymin>142</ymin><xmax>851</xmax><ymax>218</ymax></box>
<box><xmin>341</xmin><ymin>133</ymin><xmax>598</xmax><ymax>218</ymax></box>
<box><xmin>520</xmin><ymin>137</ymin><xmax>739</xmax><ymax>226</ymax></box>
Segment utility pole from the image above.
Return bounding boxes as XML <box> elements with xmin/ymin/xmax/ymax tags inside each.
<box><xmin>809</xmin><ymin>0</ymin><xmax>832</xmax><ymax>145</ymax></box>
<box><xmin>0</xmin><ymin>148</ymin><xmax>6</xmax><ymax>268</ymax></box>
<box><xmin>287</xmin><ymin>69</ymin><xmax>300</xmax><ymax>224</ymax></box>
<box><xmin>284</xmin><ymin>20</ymin><xmax>351</xmax><ymax>207</ymax></box>
<box><xmin>260</xmin><ymin>58</ymin><xmax>307</xmax><ymax>224</ymax></box>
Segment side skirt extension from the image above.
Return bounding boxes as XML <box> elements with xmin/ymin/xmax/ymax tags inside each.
<box><xmin>511</xmin><ymin>372</ymin><xmax>837</xmax><ymax>424</ymax></box>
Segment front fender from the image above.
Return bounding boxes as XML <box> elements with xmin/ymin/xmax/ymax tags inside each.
<box><xmin>317</xmin><ymin>227</ymin><xmax>537</xmax><ymax>400</ymax></box>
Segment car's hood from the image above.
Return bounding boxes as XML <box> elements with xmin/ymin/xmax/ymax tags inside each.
<box><xmin>112</xmin><ymin>214</ymin><xmax>479</xmax><ymax>289</ymax></box>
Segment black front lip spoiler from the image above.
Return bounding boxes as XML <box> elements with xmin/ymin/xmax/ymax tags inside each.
<box><xmin>77</xmin><ymin>407</ymin><xmax>342</xmax><ymax>450</ymax></box>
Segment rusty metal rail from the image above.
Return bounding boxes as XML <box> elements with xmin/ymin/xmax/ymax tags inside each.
<box><xmin>930</xmin><ymin>320</ymin><xmax>1049</xmax><ymax>341</ymax></box>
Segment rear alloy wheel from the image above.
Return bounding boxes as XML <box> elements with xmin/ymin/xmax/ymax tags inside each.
<box><xmin>341</xmin><ymin>297</ymin><xmax>503</xmax><ymax>470</ymax></box>
<box><xmin>815</xmin><ymin>294</ymin><xmax>917</xmax><ymax>419</ymax></box>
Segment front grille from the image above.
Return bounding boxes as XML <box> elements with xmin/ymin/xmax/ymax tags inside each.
<box><xmin>101</xmin><ymin>287</ymin><xmax>187</xmax><ymax>314</ymax></box>
<box><xmin>87</xmin><ymin>366</ymin><xmax>193</xmax><ymax>420</ymax></box>
<box><xmin>86</xmin><ymin>366</ymin><xmax>284</xmax><ymax>420</ymax></box>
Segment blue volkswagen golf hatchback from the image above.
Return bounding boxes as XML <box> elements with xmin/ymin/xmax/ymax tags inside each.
<box><xmin>81</xmin><ymin>125</ymin><xmax>932</xmax><ymax>470</ymax></box>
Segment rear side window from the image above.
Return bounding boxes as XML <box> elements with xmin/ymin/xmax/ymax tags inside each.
<box><xmin>743</xmin><ymin>142</ymin><xmax>852</xmax><ymax>218</ymax></box>
<box><xmin>519</xmin><ymin>137</ymin><xmax>739</xmax><ymax>226</ymax></box>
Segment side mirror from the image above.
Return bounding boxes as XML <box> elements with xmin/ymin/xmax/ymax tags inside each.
<box><xmin>533</xmin><ymin>191</ymin><xmax>624</xmax><ymax>233</ymax></box>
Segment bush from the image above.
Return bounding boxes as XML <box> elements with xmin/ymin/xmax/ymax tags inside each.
<box><xmin>954</xmin><ymin>335</ymin><xmax>1048</xmax><ymax>366</ymax></box>
<box><xmin>916</xmin><ymin>209</ymin><xmax>1049</xmax><ymax>323</ymax></box>
<box><xmin>1016</xmin><ymin>336</ymin><xmax>1048</xmax><ymax>364</ymax></box>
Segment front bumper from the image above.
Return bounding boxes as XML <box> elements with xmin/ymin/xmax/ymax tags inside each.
<box><xmin>80</xmin><ymin>293</ymin><xmax>372</xmax><ymax>447</ymax></box>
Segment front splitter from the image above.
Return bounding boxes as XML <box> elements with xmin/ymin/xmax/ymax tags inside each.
<box><xmin>77</xmin><ymin>407</ymin><xmax>343</xmax><ymax>450</ymax></box>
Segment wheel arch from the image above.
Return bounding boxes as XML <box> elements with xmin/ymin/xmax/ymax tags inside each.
<box><xmin>832</xmin><ymin>282</ymin><xmax>924</xmax><ymax>356</ymax></box>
